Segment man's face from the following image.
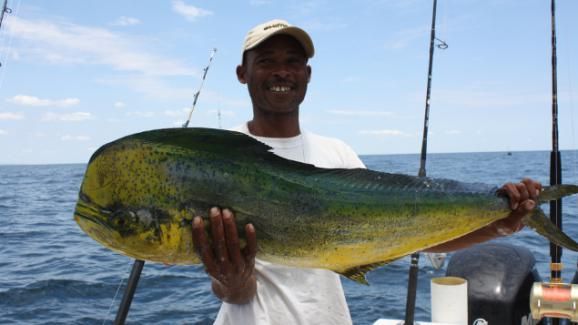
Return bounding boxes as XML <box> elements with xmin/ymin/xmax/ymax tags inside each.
<box><xmin>237</xmin><ymin>35</ymin><xmax>311</xmax><ymax>116</ymax></box>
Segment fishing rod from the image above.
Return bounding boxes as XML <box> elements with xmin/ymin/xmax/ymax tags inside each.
<box><xmin>404</xmin><ymin>0</ymin><xmax>447</xmax><ymax>323</ymax></box>
<box><xmin>0</xmin><ymin>0</ymin><xmax>12</xmax><ymax>68</ymax></box>
<box><xmin>183</xmin><ymin>48</ymin><xmax>217</xmax><ymax>128</ymax></box>
<box><xmin>113</xmin><ymin>48</ymin><xmax>217</xmax><ymax>325</ymax></box>
<box><xmin>548</xmin><ymin>0</ymin><xmax>562</xmax><ymax>287</ymax></box>
<box><xmin>113</xmin><ymin>260</ymin><xmax>144</xmax><ymax>325</ymax></box>
<box><xmin>528</xmin><ymin>1</ymin><xmax>578</xmax><ymax>323</ymax></box>
<box><xmin>0</xmin><ymin>0</ymin><xmax>10</xmax><ymax>30</ymax></box>
<box><xmin>545</xmin><ymin>1</ymin><xmax>564</xmax><ymax>324</ymax></box>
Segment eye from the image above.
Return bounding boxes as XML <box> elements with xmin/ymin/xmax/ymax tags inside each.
<box><xmin>257</xmin><ymin>57</ymin><xmax>273</xmax><ymax>65</ymax></box>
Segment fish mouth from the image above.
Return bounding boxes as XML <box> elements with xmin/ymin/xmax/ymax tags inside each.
<box><xmin>74</xmin><ymin>192</ymin><xmax>115</xmax><ymax>233</ymax></box>
<box><xmin>74</xmin><ymin>209</ymin><xmax>110</xmax><ymax>230</ymax></box>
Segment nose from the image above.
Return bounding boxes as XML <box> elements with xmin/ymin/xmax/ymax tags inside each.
<box><xmin>271</xmin><ymin>63</ymin><xmax>291</xmax><ymax>79</ymax></box>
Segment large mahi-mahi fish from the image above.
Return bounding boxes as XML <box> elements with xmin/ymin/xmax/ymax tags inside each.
<box><xmin>74</xmin><ymin>127</ymin><xmax>578</xmax><ymax>283</ymax></box>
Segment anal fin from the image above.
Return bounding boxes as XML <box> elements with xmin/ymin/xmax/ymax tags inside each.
<box><xmin>524</xmin><ymin>208</ymin><xmax>578</xmax><ymax>251</ymax></box>
<box><xmin>339</xmin><ymin>261</ymin><xmax>389</xmax><ymax>285</ymax></box>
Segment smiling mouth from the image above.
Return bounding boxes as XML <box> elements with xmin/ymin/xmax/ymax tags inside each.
<box><xmin>268</xmin><ymin>85</ymin><xmax>293</xmax><ymax>93</ymax></box>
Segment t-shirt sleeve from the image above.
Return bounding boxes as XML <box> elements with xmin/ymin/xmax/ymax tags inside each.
<box><xmin>335</xmin><ymin>140</ymin><xmax>366</xmax><ymax>169</ymax></box>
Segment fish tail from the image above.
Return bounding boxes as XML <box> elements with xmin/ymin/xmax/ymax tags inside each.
<box><xmin>523</xmin><ymin>207</ymin><xmax>578</xmax><ymax>251</ymax></box>
<box><xmin>539</xmin><ymin>184</ymin><xmax>578</xmax><ymax>203</ymax></box>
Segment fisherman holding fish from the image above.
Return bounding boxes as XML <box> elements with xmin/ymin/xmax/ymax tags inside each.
<box><xmin>191</xmin><ymin>19</ymin><xmax>542</xmax><ymax>325</ymax></box>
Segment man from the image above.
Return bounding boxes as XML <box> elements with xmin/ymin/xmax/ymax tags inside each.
<box><xmin>192</xmin><ymin>19</ymin><xmax>541</xmax><ymax>324</ymax></box>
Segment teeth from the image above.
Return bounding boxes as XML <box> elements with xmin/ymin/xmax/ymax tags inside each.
<box><xmin>270</xmin><ymin>86</ymin><xmax>291</xmax><ymax>92</ymax></box>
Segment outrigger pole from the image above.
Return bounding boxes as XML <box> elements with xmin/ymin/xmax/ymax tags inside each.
<box><xmin>405</xmin><ymin>0</ymin><xmax>446</xmax><ymax>323</ymax></box>
<box><xmin>113</xmin><ymin>48</ymin><xmax>217</xmax><ymax>325</ymax></box>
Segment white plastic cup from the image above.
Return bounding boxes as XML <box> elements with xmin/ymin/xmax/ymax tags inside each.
<box><xmin>431</xmin><ymin>276</ymin><xmax>468</xmax><ymax>324</ymax></box>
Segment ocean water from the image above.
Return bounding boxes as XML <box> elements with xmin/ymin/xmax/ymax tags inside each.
<box><xmin>2</xmin><ymin>151</ymin><xmax>578</xmax><ymax>324</ymax></box>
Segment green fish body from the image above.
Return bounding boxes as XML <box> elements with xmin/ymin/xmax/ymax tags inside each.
<box><xmin>74</xmin><ymin>128</ymin><xmax>578</xmax><ymax>282</ymax></box>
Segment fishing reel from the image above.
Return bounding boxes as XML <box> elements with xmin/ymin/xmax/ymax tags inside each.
<box><xmin>530</xmin><ymin>282</ymin><xmax>578</xmax><ymax>321</ymax></box>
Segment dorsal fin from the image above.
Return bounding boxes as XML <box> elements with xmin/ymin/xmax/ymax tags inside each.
<box><xmin>91</xmin><ymin>128</ymin><xmax>270</xmax><ymax>161</ymax></box>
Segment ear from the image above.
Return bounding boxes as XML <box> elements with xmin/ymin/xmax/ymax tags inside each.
<box><xmin>236</xmin><ymin>65</ymin><xmax>247</xmax><ymax>84</ymax></box>
<box><xmin>306</xmin><ymin>65</ymin><xmax>312</xmax><ymax>83</ymax></box>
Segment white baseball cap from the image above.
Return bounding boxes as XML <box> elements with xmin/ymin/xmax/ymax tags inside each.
<box><xmin>242</xmin><ymin>19</ymin><xmax>314</xmax><ymax>59</ymax></box>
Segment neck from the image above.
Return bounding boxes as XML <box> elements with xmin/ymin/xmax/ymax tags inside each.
<box><xmin>247</xmin><ymin>115</ymin><xmax>301</xmax><ymax>138</ymax></box>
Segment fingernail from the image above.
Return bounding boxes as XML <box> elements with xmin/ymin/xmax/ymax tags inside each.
<box><xmin>536</xmin><ymin>189</ymin><xmax>540</xmax><ymax>197</ymax></box>
<box><xmin>512</xmin><ymin>202</ymin><xmax>519</xmax><ymax>210</ymax></box>
<box><xmin>210</xmin><ymin>207</ymin><xmax>220</xmax><ymax>216</ymax></box>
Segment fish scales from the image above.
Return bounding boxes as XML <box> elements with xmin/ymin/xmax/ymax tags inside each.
<box><xmin>74</xmin><ymin>127</ymin><xmax>578</xmax><ymax>282</ymax></box>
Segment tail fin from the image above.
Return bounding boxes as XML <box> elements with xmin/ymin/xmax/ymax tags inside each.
<box><xmin>523</xmin><ymin>208</ymin><xmax>578</xmax><ymax>251</ymax></box>
<box><xmin>540</xmin><ymin>184</ymin><xmax>578</xmax><ymax>202</ymax></box>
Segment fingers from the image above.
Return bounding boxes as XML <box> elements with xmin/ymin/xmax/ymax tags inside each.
<box><xmin>244</xmin><ymin>224</ymin><xmax>257</xmax><ymax>260</ymax></box>
<box><xmin>521</xmin><ymin>178</ymin><xmax>542</xmax><ymax>201</ymax></box>
<box><xmin>494</xmin><ymin>178</ymin><xmax>542</xmax><ymax>237</ymax></box>
<box><xmin>223</xmin><ymin>208</ymin><xmax>243</xmax><ymax>271</ymax></box>
<box><xmin>210</xmin><ymin>207</ymin><xmax>229</xmax><ymax>265</ymax></box>
<box><xmin>502</xmin><ymin>182</ymin><xmax>520</xmax><ymax>210</ymax></box>
<box><xmin>192</xmin><ymin>207</ymin><xmax>257</xmax><ymax>286</ymax></box>
<box><xmin>501</xmin><ymin>178</ymin><xmax>542</xmax><ymax>211</ymax></box>
<box><xmin>243</xmin><ymin>224</ymin><xmax>257</xmax><ymax>277</ymax></box>
<box><xmin>192</xmin><ymin>216</ymin><xmax>218</xmax><ymax>275</ymax></box>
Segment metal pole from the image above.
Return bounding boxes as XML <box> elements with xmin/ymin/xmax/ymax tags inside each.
<box><xmin>0</xmin><ymin>0</ymin><xmax>10</xmax><ymax>28</ymax></box>
<box><xmin>548</xmin><ymin>1</ymin><xmax>562</xmax><ymax>324</ymax></box>
<box><xmin>405</xmin><ymin>1</ymin><xmax>438</xmax><ymax>324</ymax></box>
<box><xmin>114</xmin><ymin>260</ymin><xmax>145</xmax><ymax>325</ymax></box>
<box><xmin>417</xmin><ymin>0</ymin><xmax>438</xmax><ymax>179</ymax></box>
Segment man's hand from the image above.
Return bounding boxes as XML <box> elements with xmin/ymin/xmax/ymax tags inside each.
<box><xmin>192</xmin><ymin>207</ymin><xmax>257</xmax><ymax>304</ymax></box>
<box><xmin>492</xmin><ymin>178</ymin><xmax>542</xmax><ymax>236</ymax></box>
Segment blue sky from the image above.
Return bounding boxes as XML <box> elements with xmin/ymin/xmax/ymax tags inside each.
<box><xmin>0</xmin><ymin>0</ymin><xmax>577</xmax><ymax>164</ymax></box>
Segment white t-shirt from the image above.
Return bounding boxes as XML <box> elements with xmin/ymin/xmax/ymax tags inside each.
<box><xmin>213</xmin><ymin>123</ymin><xmax>365</xmax><ymax>325</ymax></box>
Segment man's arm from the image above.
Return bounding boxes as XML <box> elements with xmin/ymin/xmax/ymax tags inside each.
<box><xmin>192</xmin><ymin>207</ymin><xmax>257</xmax><ymax>304</ymax></box>
<box><xmin>425</xmin><ymin>178</ymin><xmax>541</xmax><ymax>253</ymax></box>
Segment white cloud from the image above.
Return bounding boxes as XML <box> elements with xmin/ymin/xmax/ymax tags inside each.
<box><xmin>111</xmin><ymin>16</ymin><xmax>141</xmax><ymax>26</ymax></box>
<box><xmin>0</xmin><ymin>112</ymin><xmax>24</xmax><ymax>120</ymax></box>
<box><xmin>114</xmin><ymin>101</ymin><xmax>126</xmax><ymax>108</ymax></box>
<box><xmin>6</xmin><ymin>16</ymin><xmax>196</xmax><ymax>76</ymax></box>
<box><xmin>8</xmin><ymin>95</ymin><xmax>80</xmax><ymax>107</ymax></box>
<box><xmin>327</xmin><ymin>109</ymin><xmax>394</xmax><ymax>117</ymax></box>
<box><xmin>359</xmin><ymin>129</ymin><xmax>412</xmax><ymax>137</ymax></box>
<box><xmin>42</xmin><ymin>112</ymin><xmax>92</xmax><ymax>121</ymax></box>
<box><xmin>61</xmin><ymin>134</ymin><xmax>91</xmax><ymax>141</ymax></box>
<box><xmin>0</xmin><ymin>129</ymin><xmax>6</xmax><ymax>135</ymax></box>
<box><xmin>444</xmin><ymin>129</ymin><xmax>461</xmax><ymax>135</ymax></box>
<box><xmin>172</xmin><ymin>0</ymin><xmax>213</xmax><ymax>22</ymax></box>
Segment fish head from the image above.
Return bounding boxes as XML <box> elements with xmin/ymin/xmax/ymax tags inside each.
<box><xmin>74</xmin><ymin>139</ymin><xmax>198</xmax><ymax>264</ymax></box>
